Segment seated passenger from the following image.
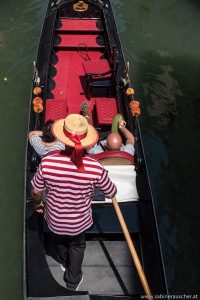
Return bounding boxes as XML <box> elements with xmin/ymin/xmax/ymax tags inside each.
<box><xmin>88</xmin><ymin>118</ymin><xmax>135</xmax><ymax>156</ymax></box>
<box><xmin>28</xmin><ymin>119</ymin><xmax>65</xmax><ymax>158</ymax></box>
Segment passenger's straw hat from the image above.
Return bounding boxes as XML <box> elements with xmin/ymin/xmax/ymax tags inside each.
<box><xmin>52</xmin><ymin>114</ymin><xmax>98</xmax><ymax>148</ymax></box>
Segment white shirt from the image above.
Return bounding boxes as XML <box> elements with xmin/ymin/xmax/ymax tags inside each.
<box><xmin>29</xmin><ymin>135</ymin><xmax>65</xmax><ymax>158</ymax></box>
<box><xmin>88</xmin><ymin>139</ymin><xmax>135</xmax><ymax>156</ymax></box>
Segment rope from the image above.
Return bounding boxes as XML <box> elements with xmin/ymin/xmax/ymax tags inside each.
<box><xmin>77</xmin><ymin>43</ymin><xmax>91</xmax><ymax>61</ymax></box>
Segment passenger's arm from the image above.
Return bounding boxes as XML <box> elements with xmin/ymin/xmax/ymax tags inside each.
<box><xmin>28</xmin><ymin>131</ymin><xmax>43</xmax><ymax>140</ymax></box>
<box><xmin>118</xmin><ymin>119</ymin><xmax>135</xmax><ymax>145</ymax></box>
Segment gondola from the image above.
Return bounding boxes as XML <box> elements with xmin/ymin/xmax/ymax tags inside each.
<box><xmin>24</xmin><ymin>0</ymin><xmax>168</xmax><ymax>299</ymax></box>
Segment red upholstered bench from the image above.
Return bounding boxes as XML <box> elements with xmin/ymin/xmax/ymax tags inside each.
<box><xmin>54</xmin><ymin>34</ymin><xmax>105</xmax><ymax>48</ymax></box>
<box><xmin>58</xmin><ymin>19</ymin><xmax>103</xmax><ymax>32</ymax></box>
<box><xmin>45</xmin><ymin>99</ymin><xmax>67</xmax><ymax>122</ymax></box>
<box><xmin>95</xmin><ymin>98</ymin><xmax>118</xmax><ymax>126</ymax></box>
<box><xmin>88</xmin><ymin>150</ymin><xmax>134</xmax><ymax>165</ymax></box>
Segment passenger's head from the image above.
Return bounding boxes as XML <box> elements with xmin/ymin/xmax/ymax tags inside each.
<box><xmin>106</xmin><ymin>133</ymin><xmax>122</xmax><ymax>150</ymax></box>
<box><xmin>42</xmin><ymin>119</ymin><xmax>55</xmax><ymax>143</ymax></box>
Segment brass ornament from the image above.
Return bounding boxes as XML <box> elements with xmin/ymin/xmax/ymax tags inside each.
<box><xmin>73</xmin><ymin>1</ymin><xmax>88</xmax><ymax>12</ymax></box>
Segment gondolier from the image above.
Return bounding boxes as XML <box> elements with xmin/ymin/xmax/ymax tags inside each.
<box><xmin>31</xmin><ymin>114</ymin><xmax>117</xmax><ymax>291</ymax></box>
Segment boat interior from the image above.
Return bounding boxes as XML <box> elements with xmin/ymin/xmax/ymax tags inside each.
<box><xmin>25</xmin><ymin>1</ymin><xmax>167</xmax><ymax>298</ymax></box>
<box><xmin>46</xmin><ymin>16</ymin><xmax>119</xmax><ymax>122</ymax></box>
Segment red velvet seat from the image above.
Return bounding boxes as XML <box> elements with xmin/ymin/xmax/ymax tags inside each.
<box><xmin>95</xmin><ymin>98</ymin><xmax>118</xmax><ymax>126</ymax></box>
<box><xmin>45</xmin><ymin>99</ymin><xmax>67</xmax><ymax>122</ymax></box>
<box><xmin>58</xmin><ymin>19</ymin><xmax>102</xmax><ymax>32</ymax></box>
<box><xmin>83</xmin><ymin>59</ymin><xmax>111</xmax><ymax>79</ymax></box>
<box><xmin>82</xmin><ymin>46</ymin><xmax>118</xmax><ymax>99</ymax></box>
<box><xmin>54</xmin><ymin>34</ymin><xmax>104</xmax><ymax>49</ymax></box>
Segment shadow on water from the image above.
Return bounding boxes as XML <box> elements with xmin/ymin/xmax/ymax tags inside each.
<box><xmin>139</xmin><ymin>55</ymin><xmax>200</xmax><ymax>294</ymax></box>
<box><xmin>0</xmin><ymin>1</ymin><xmax>47</xmax><ymax>299</ymax></box>
<box><xmin>112</xmin><ymin>0</ymin><xmax>200</xmax><ymax>295</ymax></box>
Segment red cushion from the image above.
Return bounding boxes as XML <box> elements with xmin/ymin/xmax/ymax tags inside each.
<box><xmin>95</xmin><ymin>98</ymin><xmax>118</xmax><ymax>125</ymax></box>
<box><xmin>88</xmin><ymin>150</ymin><xmax>134</xmax><ymax>164</ymax></box>
<box><xmin>45</xmin><ymin>99</ymin><xmax>67</xmax><ymax>122</ymax></box>
<box><xmin>83</xmin><ymin>59</ymin><xmax>111</xmax><ymax>79</ymax></box>
<box><xmin>55</xmin><ymin>34</ymin><xmax>104</xmax><ymax>48</ymax></box>
<box><xmin>59</xmin><ymin>19</ymin><xmax>102</xmax><ymax>32</ymax></box>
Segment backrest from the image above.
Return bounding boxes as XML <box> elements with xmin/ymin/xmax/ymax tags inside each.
<box><xmin>88</xmin><ymin>150</ymin><xmax>134</xmax><ymax>165</ymax></box>
<box><xmin>45</xmin><ymin>99</ymin><xmax>67</xmax><ymax>122</ymax></box>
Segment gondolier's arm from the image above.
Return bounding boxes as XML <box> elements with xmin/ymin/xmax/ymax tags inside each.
<box><xmin>31</xmin><ymin>187</ymin><xmax>44</xmax><ymax>211</ymax></box>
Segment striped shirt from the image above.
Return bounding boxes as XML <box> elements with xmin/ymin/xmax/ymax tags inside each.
<box><xmin>29</xmin><ymin>135</ymin><xmax>65</xmax><ymax>158</ymax></box>
<box><xmin>31</xmin><ymin>152</ymin><xmax>115</xmax><ymax>235</ymax></box>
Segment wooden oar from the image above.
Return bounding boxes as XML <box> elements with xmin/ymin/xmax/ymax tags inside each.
<box><xmin>112</xmin><ymin>196</ymin><xmax>153</xmax><ymax>299</ymax></box>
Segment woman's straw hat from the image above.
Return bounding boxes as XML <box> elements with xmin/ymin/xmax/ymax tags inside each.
<box><xmin>52</xmin><ymin>114</ymin><xmax>98</xmax><ymax>148</ymax></box>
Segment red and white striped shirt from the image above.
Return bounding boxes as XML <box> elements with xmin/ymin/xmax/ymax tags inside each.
<box><xmin>31</xmin><ymin>152</ymin><xmax>115</xmax><ymax>235</ymax></box>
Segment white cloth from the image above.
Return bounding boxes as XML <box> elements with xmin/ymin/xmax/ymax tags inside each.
<box><xmin>104</xmin><ymin>165</ymin><xmax>138</xmax><ymax>202</ymax></box>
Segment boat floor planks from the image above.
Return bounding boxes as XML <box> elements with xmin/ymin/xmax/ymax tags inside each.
<box><xmin>45</xmin><ymin>239</ymin><xmax>143</xmax><ymax>295</ymax></box>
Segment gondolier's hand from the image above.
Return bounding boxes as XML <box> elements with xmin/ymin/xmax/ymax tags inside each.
<box><xmin>31</xmin><ymin>187</ymin><xmax>44</xmax><ymax>213</ymax></box>
<box><xmin>34</xmin><ymin>202</ymin><xmax>44</xmax><ymax>213</ymax></box>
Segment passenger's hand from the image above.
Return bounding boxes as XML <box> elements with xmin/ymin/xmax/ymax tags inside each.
<box><xmin>118</xmin><ymin>117</ymin><xmax>126</xmax><ymax>128</ymax></box>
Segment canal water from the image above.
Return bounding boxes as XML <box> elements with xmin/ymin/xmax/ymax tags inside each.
<box><xmin>0</xmin><ymin>0</ymin><xmax>199</xmax><ymax>299</ymax></box>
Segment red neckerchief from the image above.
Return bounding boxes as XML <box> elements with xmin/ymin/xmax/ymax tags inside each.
<box><xmin>63</xmin><ymin>127</ymin><xmax>87</xmax><ymax>172</ymax></box>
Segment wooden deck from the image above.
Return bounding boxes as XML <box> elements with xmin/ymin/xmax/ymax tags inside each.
<box><xmin>45</xmin><ymin>238</ymin><xmax>143</xmax><ymax>295</ymax></box>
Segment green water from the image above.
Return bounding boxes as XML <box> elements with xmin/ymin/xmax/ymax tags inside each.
<box><xmin>0</xmin><ymin>0</ymin><xmax>200</xmax><ymax>298</ymax></box>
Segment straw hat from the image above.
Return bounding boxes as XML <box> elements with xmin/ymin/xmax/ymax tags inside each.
<box><xmin>52</xmin><ymin>114</ymin><xmax>98</xmax><ymax>148</ymax></box>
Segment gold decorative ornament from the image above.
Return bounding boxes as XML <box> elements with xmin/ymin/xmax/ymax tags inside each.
<box><xmin>32</xmin><ymin>96</ymin><xmax>43</xmax><ymax>113</ymax></box>
<box><xmin>131</xmin><ymin>106</ymin><xmax>141</xmax><ymax>117</ymax></box>
<box><xmin>33</xmin><ymin>86</ymin><xmax>42</xmax><ymax>95</ymax></box>
<box><xmin>73</xmin><ymin>1</ymin><xmax>88</xmax><ymax>12</ymax></box>
<box><xmin>126</xmin><ymin>87</ymin><xmax>134</xmax><ymax>96</ymax></box>
<box><xmin>130</xmin><ymin>100</ymin><xmax>139</xmax><ymax>109</ymax></box>
<box><xmin>32</xmin><ymin>97</ymin><xmax>43</xmax><ymax>105</ymax></box>
<box><xmin>33</xmin><ymin>103</ymin><xmax>43</xmax><ymax>113</ymax></box>
<box><xmin>130</xmin><ymin>100</ymin><xmax>141</xmax><ymax>117</ymax></box>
